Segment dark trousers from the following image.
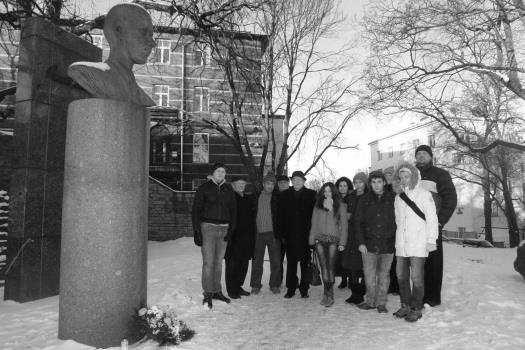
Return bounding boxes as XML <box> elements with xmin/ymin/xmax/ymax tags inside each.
<box><xmin>250</xmin><ymin>232</ymin><xmax>282</xmax><ymax>289</ymax></box>
<box><xmin>316</xmin><ymin>242</ymin><xmax>338</xmax><ymax>283</ymax></box>
<box><xmin>285</xmin><ymin>251</ymin><xmax>310</xmax><ymax>293</ymax></box>
<box><xmin>279</xmin><ymin>241</ymin><xmax>286</xmax><ymax>286</ymax></box>
<box><xmin>424</xmin><ymin>237</ymin><xmax>443</xmax><ymax>305</ymax></box>
<box><xmin>349</xmin><ymin>269</ymin><xmax>365</xmax><ymax>297</ymax></box>
<box><xmin>389</xmin><ymin>255</ymin><xmax>399</xmax><ymax>293</ymax></box>
<box><xmin>397</xmin><ymin>256</ymin><xmax>426</xmax><ymax>310</ymax></box>
<box><xmin>225</xmin><ymin>256</ymin><xmax>250</xmax><ymax>296</ymax></box>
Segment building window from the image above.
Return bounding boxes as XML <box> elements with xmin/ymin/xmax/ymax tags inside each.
<box><xmin>388</xmin><ymin>146</ymin><xmax>393</xmax><ymax>158</ymax></box>
<box><xmin>153</xmin><ymin>39</ymin><xmax>171</xmax><ymax>64</ymax></box>
<box><xmin>412</xmin><ymin>139</ymin><xmax>419</xmax><ymax>148</ymax></box>
<box><xmin>194</xmin><ymin>46</ymin><xmax>211</xmax><ymax>66</ymax></box>
<box><xmin>153</xmin><ymin>85</ymin><xmax>169</xmax><ymax>107</ymax></box>
<box><xmin>91</xmin><ymin>34</ymin><xmax>104</xmax><ymax>49</ymax></box>
<box><xmin>194</xmin><ymin>87</ymin><xmax>209</xmax><ymax>112</ymax></box>
<box><xmin>428</xmin><ymin>134</ymin><xmax>435</xmax><ymax>147</ymax></box>
<box><xmin>376</xmin><ymin>150</ymin><xmax>382</xmax><ymax>161</ymax></box>
<box><xmin>193</xmin><ymin>133</ymin><xmax>209</xmax><ymax>163</ymax></box>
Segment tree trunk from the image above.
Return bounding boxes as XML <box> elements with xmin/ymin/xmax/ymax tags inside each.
<box><xmin>483</xmin><ymin>171</ymin><xmax>493</xmax><ymax>244</ymax></box>
<box><xmin>498</xmin><ymin>156</ymin><xmax>520</xmax><ymax>247</ymax></box>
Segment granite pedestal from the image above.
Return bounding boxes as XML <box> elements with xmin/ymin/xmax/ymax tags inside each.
<box><xmin>58</xmin><ymin>99</ymin><xmax>149</xmax><ymax>348</ymax></box>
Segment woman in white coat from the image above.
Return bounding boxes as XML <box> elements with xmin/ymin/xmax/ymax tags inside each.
<box><xmin>393</xmin><ymin>162</ymin><xmax>438</xmax><ymax>322</ymax></box>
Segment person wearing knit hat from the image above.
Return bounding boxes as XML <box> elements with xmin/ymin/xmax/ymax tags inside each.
<box><xmin>341</xmin><ymin>172</ymin><xmax>368</xmax><ymax>304</ymax></box>
<box><xmin>263</xmin><ymin>173</ymin><xmax>276</xmax><ymax>184</ymax></box>
<box><xmin>415</xmin><ymin>144</ymin><xmax>457</xmax><ymax>307</ymax></box>
<box><xmin>192</xmin><ymin>160</ymin><xmax>237</xmax><ymax>308</ymax></box>
<box><xmin>251</xmin><ymin>172</ymin><xmax>282</xmax><ymax>295</ymax></box>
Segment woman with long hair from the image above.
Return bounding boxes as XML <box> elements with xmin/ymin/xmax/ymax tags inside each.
<box><xmin>308</xmin><ymin>182</ymin><xmax>348</xmax><ymax>306</ymax></box>
<box><xmin>334</xmin><ymin>177</ymin><xmax>354</xmax><ymax>289</ymax></box>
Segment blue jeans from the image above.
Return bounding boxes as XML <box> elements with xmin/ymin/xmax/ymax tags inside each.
<box><xmin>201</xmin><ymin>223</ymin><xmax>228</xmax><ymax>294</ymax></box>
<box><xmin>362</xmin><ymin>252</ymin><xmax>393</xmax><ymax>307</ymax></box>
<box><xmin>316</xmin><ymin>242</ymin><xmax>338</xmax><ymax>283</ymax></box>
<box><xmin>397</xmin><ymin>256</ymin><xmax>426</xmax><ymax>310</ymax></box>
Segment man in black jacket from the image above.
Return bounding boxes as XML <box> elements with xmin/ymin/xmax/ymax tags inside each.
<box><xmin>355</xmin><ymin>170</ymin><xmax>397</xmax><ymax>313</ymax></box>
<box><xmin>415</xmin><ymin>145</ymin><xmax>457</xmax><ymax>307</ymax></box>
<box><xmin>278</xmin><ymin>171</ymin><xmax>316</xmax><ymax>298</ymax></box>
<box><xmin>192</xmin><ymin>163</ymin><xmax>237</xmax><ymax>309</ymax></box>
<box><xmin>276</xmin><ymin>174</ymin><xmax>290</xmax><ymax>287</ymax></box>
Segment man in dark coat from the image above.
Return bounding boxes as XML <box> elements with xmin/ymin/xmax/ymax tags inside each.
<box><xmin>225</xmin><ymin>176</ymin><xmax>256</xmax><ymax>299</ymax></box>
<box><xmin>278</xmin><ymin>170</ymin><xmax>316</xmax><ymax>298</ymax></box>
<box><xmin>415</xmin><ymin>145</ymin><xmax>457</xmax><ymax>307</ymax></box>
<box><xmin>514</xmin><ymin>240</ymin><xmax>525</xmax><ymax>279</ymax></box>
<box><xmin>355</xmin><ymin>170</ymin><xmax>397</xmax><ymax>313</ymax></box>
<box><xmin>192</xmin><ymin>162</ymin><xmax>237</xmax><ymax>309</ymax></box>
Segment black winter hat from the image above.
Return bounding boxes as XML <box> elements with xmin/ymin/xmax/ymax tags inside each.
<box><xmin>415</xmin><ymin>145</ymin><xmax>433</xmax><ymax>158</ymax></box>
<box><xmin>290</xmin><ymin>170</ymin><xmax>306</xmax><ymax>181</ymax></box>
<box><xmin>212</xmin><ymin>162</ymin><xmax>227</xmax><ymax>172</ymax></box>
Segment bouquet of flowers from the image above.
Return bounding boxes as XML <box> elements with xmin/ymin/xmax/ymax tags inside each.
<box><xmin>134</xmin><ymin>305</ymin><xmax>195</xmax><ymax>346</ymax></box>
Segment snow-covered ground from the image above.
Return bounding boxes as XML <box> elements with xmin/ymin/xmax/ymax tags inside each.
<box><xmin>1</xmin><ymin>238</ymin><xmax>524</xmax><ymax>350</ymax></box>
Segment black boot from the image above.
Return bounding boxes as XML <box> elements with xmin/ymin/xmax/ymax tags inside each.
<box><xmin>212</xmin><ymin>291</ymin><xmax>231</xmax><ymax>304</ymax></box>
<box><xmin>239</xmin><ymin>288</ymin><xmax>250</xmax><ymax>296</ymax></box>
<box><xmin>326</xmin><ymin>282</ymin><xmax>334</xmax><ymax>307</ymax></box>
<box><xmin>203</xmin><ymin>293</ymin><xmax>213</xmax><ymax>309</ymax></box>
<box><xmin>284</xmin><ymin>289</ymin><xmax>296</xmax><ymax>299</ymax></box>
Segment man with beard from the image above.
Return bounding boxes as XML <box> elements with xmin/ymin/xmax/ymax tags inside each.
<box><xmin>415</xmin><ymin>145</ymin><xmax>457</xmax><ymax>307</ymax></box>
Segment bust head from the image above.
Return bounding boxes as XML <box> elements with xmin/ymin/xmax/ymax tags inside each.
<box><xmin>104</xmin><ymin>3</ymin><xmax>155</xmax><ymax>65</ymax></box>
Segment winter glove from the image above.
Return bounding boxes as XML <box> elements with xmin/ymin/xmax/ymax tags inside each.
<box><xmin>358</xmin><ymin>244</ymin><xmax>368</xmax><ymax>254</ymax></box>
<box><xmin>194</xmin><ymin>230</ymin><xmax>202</xmax><ymax>247</ymax></box>
<box><xmin>337</xmin><ymin>245</ymin><xmax>345</xmax><ymax>252</ymax></box>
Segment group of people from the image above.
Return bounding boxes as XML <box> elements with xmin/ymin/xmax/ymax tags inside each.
<box><xmin>191</xmin><ymin>145</ymin><xmax>457</xmax><ymax>322</ymax></box>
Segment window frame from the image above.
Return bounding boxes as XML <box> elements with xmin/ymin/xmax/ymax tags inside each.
<box><xmin>152</xmin><ymin>84</ymin><xmax>170</xmax><ymax>107</ymax></box>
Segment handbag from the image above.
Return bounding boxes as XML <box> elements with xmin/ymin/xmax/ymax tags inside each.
<box><xmin>310</xmin><ymin>250</ymin><xmax>322</xmax><ymax>286</ymax></box>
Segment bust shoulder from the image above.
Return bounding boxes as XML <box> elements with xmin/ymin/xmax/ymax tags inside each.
<box><xmin>68</xmin><ymin>61</ymin><xmax>155</xmax><ymax>107</ymax></box>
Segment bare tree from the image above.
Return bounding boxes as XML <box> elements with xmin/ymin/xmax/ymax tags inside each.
<box><xmin>427</xmin><ymin>77</ymin><xmax>523</xmax><ymax>247</ymax></box>
<box><xmin>137</xmin><ymin>0</ymin><xmax>363</xmax><ymax>187</ymax></box>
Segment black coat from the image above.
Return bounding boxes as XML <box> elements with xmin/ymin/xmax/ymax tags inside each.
<box><xmin>192</xmin><ymin>180</ymin><xmax>237</xmax><ymax>233</ymax></box>
<box><xmin>417</xmin><ymin>162</ymin><xmax>457</xmax><ymax>228</ymax></box>
<box><xmin>341</xmin><ymin>190</ymin><xmax>366</xmax><ymax>270</ymax></box>
<box><xmin>277</xmin><ymin>187</ymin><xmax>316</xmax><ymax>260</ymax></box>
<box><xmin>226</xmin><ymin>192</ymin><xmax>257</xmax><ymax>261</ymax></box>
<box><xmin>355</xmin><ymin>190</ymin><xmax>396</xmax><ymax>254</ymax></box>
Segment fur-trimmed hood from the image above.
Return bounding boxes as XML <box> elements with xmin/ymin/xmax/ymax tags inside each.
<box><xmin>393</xmin><ymin>161</ymin><xmax>421</xmax><ymax>191</ymax></box>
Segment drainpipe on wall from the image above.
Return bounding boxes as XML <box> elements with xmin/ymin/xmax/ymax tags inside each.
<box><xmin>180</xmin><ymin>43</ymin><xmax>185</xmax><ymax>191</ymax></box>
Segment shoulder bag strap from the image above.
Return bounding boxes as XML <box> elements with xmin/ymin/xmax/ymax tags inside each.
<box><xmin>399</xmin><ymin>192</ymin><xmax>426</xmax><ymax>221</ymax></box>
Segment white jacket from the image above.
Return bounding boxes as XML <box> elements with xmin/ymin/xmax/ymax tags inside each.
<box><xmin>394</xmin><ymin>165</ymin><xmax>439</xmax><ymax>258</ymax></box>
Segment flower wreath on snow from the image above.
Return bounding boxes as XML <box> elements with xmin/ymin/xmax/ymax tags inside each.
<box><xmin>134</xmin><ymin>305</ymin><xmax>195</xmax><ymax>346</ymax></box>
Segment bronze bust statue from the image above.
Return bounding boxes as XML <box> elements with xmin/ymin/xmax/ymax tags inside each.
<box><xmin>68</xmin><ymin>3</ymin><xmax>156</xmax><ymax>107</ymax></box>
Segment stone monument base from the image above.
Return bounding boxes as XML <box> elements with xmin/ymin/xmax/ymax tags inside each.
<box><xmin>58</xmin><ymin>99</ymin><xmax>149</xmax><ymax>348</ymax></box>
